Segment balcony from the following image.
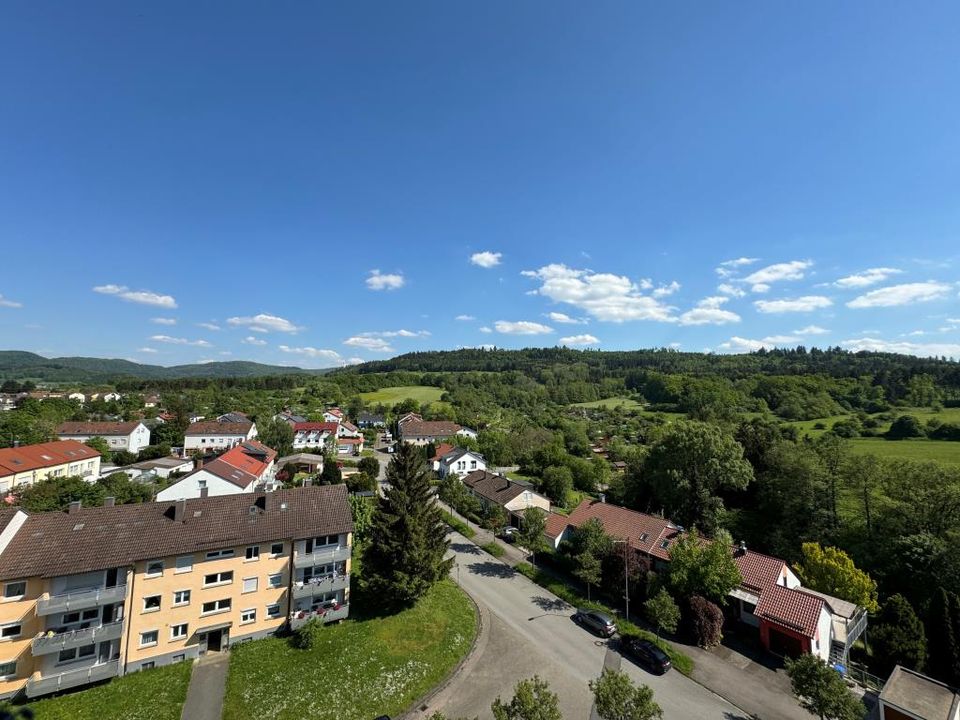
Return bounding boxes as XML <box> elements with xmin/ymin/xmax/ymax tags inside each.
<box><xmin>36</xmin><ymin>584</ymin><xmax>128</xmax><ymax>616</ymax></box>
<box><xmin>32</xmin><ymin>620</ymin><xmax>124</xmax><ymax>655</ymax></box>
<box><xmin>293</xmin><ymin>545</ymin><xmax>351</xmax><ymax>569</ymax></box>
<box><xmin>292</xmin><ymin>574</ymin><xmax>350</xmax><ymax>599</ymax></box>
<box><xmin>25</xmin><ymin>659</ymin><xmax>121</xmax><ymax>698</ymax></box>
<box><xmin>289</xmin><ymin>603</ymin><xmax>349</xmax><ymax>630</ymax></box>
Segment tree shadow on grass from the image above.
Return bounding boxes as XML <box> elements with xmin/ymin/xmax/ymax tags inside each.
<box><xmin>450</xmin><ymin>542</ymin><xmax>481</xmax><ymax>555</ymax></box>
<box><xmin>467</xmin><ymin>561</ymin><xmax>517</xmax><ymax>578</ymax></box>
<box><xmin>530</xmin><ymin>595</ymin><xmax>570</xmax><ymax>613</ymax></box>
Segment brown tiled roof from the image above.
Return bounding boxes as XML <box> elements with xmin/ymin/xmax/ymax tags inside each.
<box><xmin>754</xmin><ymin>584</ymin><xmax>823</xmax><ymax>636</ymax></box>
<box><xmin>56</xmin><ymin>421</ymin><xmax>141</xmax><ymax>437</ymax></box>
<box><xmin>0</xmin><ymin>485</ymin><xmax>353</xmax><ymax>579</ymax></box>
<box><xmin>0</xmin><ymin>441</ymin><xmax>101</xmax><ymax>477</ymax></box>
<box><xmin>734</xmin><ymin>549</ymin><xmax>787</xmax><ymax>594</ymax></box>
<box><xmin>544</xmin><ymin>512</ymin><xmax>569</xmax><ymax>539</ymax></box>
<box><xmin>185</xmin><ymin>421</ymin><xmax>253</xmax><ymax>435</ymax></box>
<box><xmin>463</xmin><ymin>470</ymin><xmax>530</xmax><ymax>506</ymax></box>
<box><xmin>200</xmin><ymin>459</ymin><xmax>259</xmax><ymax>489</ymax></box>
<box><xmin>564</xmin><ymin>499</ymin><xmax>676</xmax><ymax>558</ymax></box>
<box><xmin>293</xmin><ymin>422</ymin><xmax>339</xmax><ymax>433</ymax></box>
<box><xmin>430</xmin><ymin>443</ymin><xmax>456</xmax><ymax>462</ymax></box>
<box><xmin>401</xmin><ymin>420</ymin><xmax>462</xmax><ymax>439</ymax></box>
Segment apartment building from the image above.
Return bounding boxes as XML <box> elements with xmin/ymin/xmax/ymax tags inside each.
<box><xmin>0</xmin><ymin>485</ymin><xmax>353</xmax><ymax>700</ymax></box>
<box><xmin>0</xmin><ymin>441</ymin><xmax>102</xmax><ymax>494</ymax></box>
<box><xmin>183</xmin><ymin>420</ymin><xmax>258</xmax><ymax>453</ymax></box>
<box><xmin>56</xmin><ymin>421</ymin><xmax>151</xmax><ymax>455</ymax></box>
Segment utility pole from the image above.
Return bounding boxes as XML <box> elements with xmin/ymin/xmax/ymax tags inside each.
<box><xmin>613</xmin><ymin>539</ymin><xmax>630</xmax><ymax>620</ymax></box>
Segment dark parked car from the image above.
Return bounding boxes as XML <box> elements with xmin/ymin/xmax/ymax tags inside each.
<box><xmin>620</xmin><ymin>635</ymin><xmax>672</xmax><ymax>674</ymax></box>
<box><xmin>573</xmin><ymin>608</ymin><xmax>617</xmax><ymax>637</ymax></box>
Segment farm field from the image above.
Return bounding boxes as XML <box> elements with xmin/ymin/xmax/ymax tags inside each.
<box><xmin>359</xmin><ymin>385</ymin><xmax>445</xmax><ymax>405</ymax></box>
<box><xmin>570</xmin><ymin>396</ymin><xmax>643</xmax><ymax>409</ymax></box>
<box><xmin>848</xmin><ymin>437</ymin><xmax>960</xmax><ymax>466</ymax></box>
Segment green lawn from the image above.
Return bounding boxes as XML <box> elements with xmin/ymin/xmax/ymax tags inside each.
<box><xmin>571</xmin><ymin>397</ymin><xmax>644</xmax><ymax>410</ymax></box>
<box><xmin>848</xmin><ymin>437</ymin><xmax>960</xmax><ymax>466</ymax></box>
<box><xmin>26</xmin><ymin>660</ymin><xmax>192</xmax><ymax>720</ymax></box>
<box><xmin>359</xmin><ymin>385</ymin><xmax>445</xmax><ymax>405</ymax></box>
<box><xmin>222</xmin><ymin>579</ymin><xmax>477</xmax><ymax>720</ymax></box>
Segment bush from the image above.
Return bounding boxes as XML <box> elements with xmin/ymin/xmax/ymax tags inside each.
<box><xmin>480</xmin><ymin>542</ymin><xmax>505</xmax><ymax>558</ymax></box>
<box><xmin>886</xmin><ymin>415</ymin><xmax>925</xmax><ymax>440</ymax></box>
<box><xmin>687</xmin><ymin>596</ymin><xmax>723</xmax><ymax>648</ymax></box>
<box><xmin>440</xmin><ymin>510</ymin><xmax>475</xmax><ymax>539</ymax></box>
<box><xmin>290</xmin><ymin>618</ymin><xmax>323</xmax><ymax>649</ymax></box>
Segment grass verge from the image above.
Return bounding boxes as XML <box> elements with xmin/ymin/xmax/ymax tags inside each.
<box><xmin>514</xmin><ymin>562</ymin><xmax>694</xmax><ymax>676</ymax></box>
<box><xmin>480</xmin><ymin>541</ymin><xmax>505</xmax><ymax>558</ymax></box>
<box><xmin>223</xmin><ymin>579</ymin><xmax>476</xmax><ymax>720</ymax></box>
<box><xmin>441</xmin><ymin>510</ymin><xmax>475</xmax><ymax>538</ymax></box>
<box><xmin>26</xmin><ymin>660</ymin><xmax>192</xmax><ymax>720</ymax></box>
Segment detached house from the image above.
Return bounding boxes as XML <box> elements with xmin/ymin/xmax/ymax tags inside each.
<box><xmin>56</xmin><ymin>422</ymin><xmax>151</xmax><ymax>455</ymax></box>
<box><xmin>436</xmin><ymin>448</ymin><xmax>486</xmax><ymax>478</ymax></box>
<box><xmin>156</xmin><ymin>441</ymin><xmax>277</xmax><ymax>501</ymax></box>
<box><xmin>400</xmin><ymin>420</ymin><xmax>475</xmax><ymax>446</ymax></box>
<box><xmin>461</xmin><ymin>470</ymin><xmax>551</xmax><ymax>524</ymax></box>
<box><xmin>357</xmin><ymin>413</ymin><xmax>385</xmax><ymax>428</ymax></box>
<box><xmin>183</xmin><ymin>420</ymin><xmax>257</xmax><ymax>453</ymax></box>
<box><xmin>291</xmin><ymin>422</ymin><xmax>338</xmax><ymax>451</ymax></box>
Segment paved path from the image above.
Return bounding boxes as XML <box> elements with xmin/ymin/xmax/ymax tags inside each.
<box><xmin>181</xmin><ymin>653</ymin><xmax>229</xmax><ymax>720</ymax></box>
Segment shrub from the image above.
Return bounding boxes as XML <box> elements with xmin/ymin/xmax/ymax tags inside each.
<box><xmin>687</xmin><ymin>596</ymin><xmax>723</xmax><ymax>648</ymax></box>
<box><xmin>290</xmin><ymin>618</ymin><xmax>323</xmax><ymax>649</ymax></box>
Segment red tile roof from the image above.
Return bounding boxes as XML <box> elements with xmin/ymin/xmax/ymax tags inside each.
<box><xmin>754</xmin><ymin>584</ymin><xmax>824</xmax><ymax>636</ymax></box>
<box><xmin>544</xmin><ymin>512</ymin><xmax>570</xmax><ymax>539</ymax></box>
<box><xmin>337</xmin><ymin>437</ymin><xmax>363</xmax><ymax>445</ymax></box>
<box><xmin>57</xmin><ymin>421</ymin><xmax>143</xmax><ymax>436</ymax></box>
<box><xmin>565</xmin><ymin>499</ymin><xmax>677</xmax><ymax>557</ymax></box>
<box><xmin>216</xmin><ymin>441</ymin><xmax>276</xmax><ymax>479</ymax></box>
<box><xmin>430</xmin><ymin>443</ymin><xmax>456</xmax><ymax>462</ymax></box>
<box><xmin>734</xmin><ymin>549</ymin><xmax>788</xmax><ymax>594</ymax></box>
<box><xmin>0</xmin><ymin>441</ymin><xmax>101</xmax><ymax>478</ymax></box>
<box><xmin>400</xmin><ymin>420</ymin><xmax>462</xmax><ymax>439</ymax></box>
<box><xmin>293</xmin><ymin>422</ymin><xmax>339</xmax><ymax>433</ymax></box>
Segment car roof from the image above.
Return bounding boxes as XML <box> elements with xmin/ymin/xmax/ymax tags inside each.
<box><xmin>586</xmin><ymin>610</ymin><xmax>614</xmax><ymax>623</ymax></box>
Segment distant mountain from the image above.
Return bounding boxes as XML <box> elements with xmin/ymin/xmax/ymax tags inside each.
<box><xmin>0</xmin><ymin>351</ymin><xmax>329</xmax><ymax>383</ymax></box>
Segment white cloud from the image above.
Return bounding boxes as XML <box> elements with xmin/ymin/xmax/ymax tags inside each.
<box><xmin>841</xmin><ymin>337</ymin><xmax>960</xmax><ymax>359</ymax></box>
<box><xmin>226</xmin><ymin>313</ymin><xmax>302</xmax><ymax>333</ymax></box>
<box><xmin>469</xmin><ymin>251</ymin><xmax>502</xmax><ymax>268</ymax></box>
<box><xmin>751</xmin><ymin>283</ymin><xmax>771</xmax><ymax>293</ymax></box>
<box><xmin>343</xmin><ymin>336</ymin><xmax>393</xmax><ymax>352</ymax></box>
<box><xmin>547</xmin><ymin>312</ymin><xmax>586</xmax><ymax>324</ymax></box>
<box><xmin>718</xmin><ymin>335</ymin><xmax>803</xmax><ymax>352</ymax></box>
<box><xmin>847</xmin><ymin>281</ymin><xmax>951</xmax><ymax>309</ymax></box>
<box><xmin>242</xmin><ymin>336</ymin><xmax>267</xmax><ymax>346</ymax></box>
<box><xmin>365</xmin><ymin>269</ymin><xmax>405</xmax><ymax>291</ymax></box>
<box><xmin>151</xmin><ymin>317</ymin><xmax>177</xmax><ymax>325</ymax></box>
<box><xmin>717</xmin><ymin>283</ymin><xmax>746</xmax><ymax>298</ymax></box>
<box><xmin>715</xmin><ymin>257</ymin><xmax>759</xmax><ymax>278</ymax></box>
<box><xmin>754</xmin><ymin>296</ymin><xmax>832</xmax><ymax>313</ymax></box>
<box><xmin>149</xmin><ymin>335</ymin><xmax>212</xmax><ymax>347</ymax></box>
<box><xmin>559</xmin><ymin>334</ymin><xmax>600</xmax><ymax>346</ymax></box>
<box><xmin>479</xmin><ymin>326</ymin><xmax>492</xmax><ymax>334</ymax></box>
<box><xmin>278</xmin><ymin>345</ymin><xmax>347</xmax><ymax>365</ymax></box>
<box><xmin>455</xmin><ymin>315</ymin><xmax>476</xmax><ymax>321</ymax></box>
<box><xmin>763</xmin><ymin>334</ymin><xmax>802</xmax><ymax>344</ymax></box>
<box><xmin>93</xmin><ymin>284</ymin><xmax>177</xmax><ymax>308</ymax></box>
<box><xmin>522</xmin><ymin>264</ymin><xmax>676</xmax><ymax>323</ymax></box>
<box><xmin>742</xmin><ymin>260</ymin><xmax>812</xmax><ymax>288</ymax></box>
<box><xmin>358</xmin><ymin>329</ymin><xmax>430</xmax><ymax>338</ymax></box>
<box><xmin>345</xmin><ymin>357</ymin><xmax>365</xmax><ymax>365</ymax></box>
<box><xmin>494</xmin><ymin>320</ymin><xmax>555</xmax><ymax>335</ymax></box>
<box><xmin>833</xmin><ymin>267</ymin><xmax>903</xmax><ymax>288</ymax></box>
<box><xmin>219</xmin><ymin>351</ymin><xmax>232</xmax><ymax>356</ymax></box>
<box><xmin>136</xmin><ymin>347</ymin><xmax>158</xmax><ymax>353</ymax></box>
<box><xmin>197</xmin><ymin>322</ymin><xmax>221</xmax><ymax>331</ymax></box>
<box><xmin>651</xmin><ymin>281</ymin><xmax>681</xmax><ymax>298</ymax></box>
<box><xmin>678</xmin><ymin>296</ymin><xmax>741</xmax><ymax>326</ymax></box>
<box><xmin>0</xmin><ymin>294</ymin><xmax>23</xmax><ymax>308</ymax></box>
<box><xmin>795</xmin><ymin>325</ymin><xmax>829</xmax><ymax>335</ymax></box>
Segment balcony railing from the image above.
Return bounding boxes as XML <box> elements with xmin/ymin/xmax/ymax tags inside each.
<box><xmin>25</xmin><ymin>659</ymin><xmax>121</xmax><ymax>698</ymax></box>
<box><xmin>293</xmin><ymin>545</ymin><xmax>350</xmax><ymax>569</ymax></box>
<box><xmin>292</xmin><ymin>574</ymin><xmax>350</xmax><ymax>599</ymax></box>
<box><xmin>32</xmin><ymin>620</ymin><xmax>124</xmax><ymax>655</ymax></box>
<box><xmin>289</xmin><ymin>603</ymin><xmax>350</xmax><ymax>630</ymax></box>
<box><xmin>36</xmin><ymin>584</ymin><xmax>128</xmax><ymax>616</ymax></box>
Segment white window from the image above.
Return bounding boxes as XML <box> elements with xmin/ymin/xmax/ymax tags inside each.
<box><xmin>270</xmin><ymin>542</ymin><xmax>284</xmax><ymax>556</ymax></box>
<box><xmin>205</xmin><ymin>549</ymin><xmax>234</xmax><ymax>560</ymax></box>
<box><xmin>245</xmin><ymin>546</ymin><xmax>260</xmax><ymax>561</ymax></box>
<box><xmin>242</xmin><ymin>577</ymin><xmax>258</xmax><ymax>594</ymax></box>
<box><xmin>58</xmin><ymin>644</ymin><xmax>95</xmax><ymax>664</ymax></box>
<box><xmin>240</xmin><ymin>608</ymin><xmax>256</xmax><ymax>625</ymax></box>
<box><xmin>170</xmin><ymin>623</ymin><xmax>188</xmax><ymax>640</ymax></box>
<box><xmin>0</xmin><ymin>623</ymin><xmax>22</xmax><ymax>640</ymax></box>
<box><xmin>267</xmin><ymin>573</ymin><xmax>282</xmax><ymax>589</ymax></box>
<box><xmin>0</xmin><ymin>660</ymin><xmax>16</xmax><ymax>678</ymax></box>
<box><xmin>266</xmin><ymin>603</ymin><xmax>281</xmax><ymax>619</ymax></box>
<box><xmin>203</xmin><ymin>571</ymin><xmax>233</xmax><ymax>587</ymax></box>
<box><xmin>201</xmin><ymin>598</ymin><xmax>231</xmax><ymax>615</ymax></box>
<box><xmin>142</xmin><ymin>595</ymin><xmax>161</xmax><ymax>613</ymax></box>
<box><xmin>3</xmin><ymin>581</ymin><xmax>26</xmax><ymax>599</ymax></box>
<box><xmin>175</xmin><ymin>555</ymin><xmax>193</xmax><ymax>574</ymax></box>
<box><xmin>139</xmin><ymin>630</ymin><xmax>158</xmax><ymax>647</ymax></box>
<box><xmin>173</xmin><ymin>589</ymin><xmax>191</xmax><ymax>606</ymax></box>
<box><xmin>145</xmin><ymin>560</ymin><xmax>164</xmax><ymax>577</ymax></box>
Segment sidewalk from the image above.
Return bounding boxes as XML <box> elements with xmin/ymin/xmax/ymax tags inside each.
<box><xmin>181</xmin><ymin>653</ymin><xmax>229</xmax><ymax>720</ymax></box>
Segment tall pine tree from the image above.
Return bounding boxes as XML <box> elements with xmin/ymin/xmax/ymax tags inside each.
<box><xmin>363</xmin><ymin>442</ymin><xmax>454</xmax><ymax>610</ymax></box>
<box><xmin>926</xmin><ymin>587</ymin><xmax>960</xmax><ymax>686</ymax></box>
<box><xmin>870</xmin><ymin>594</ymin><xmax>926</xmax><ymax>676</ymax></box>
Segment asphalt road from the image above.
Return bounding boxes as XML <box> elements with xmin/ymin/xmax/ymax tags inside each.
<box><xmin>427</xmin><ymin>532</ymin><xmax>747</xmax><ymax>720</ymax></box>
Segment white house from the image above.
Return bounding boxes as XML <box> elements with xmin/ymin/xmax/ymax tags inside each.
<box><xmin>56</xmin><ymin>421</ymin><xmax>151</xmax><ymax>454</ymax></box>
<box><xmin>291</xmin><ymin>422</ymin><xmax>338</xmax><ymax>451</ymax></box>
<box><xmin>323</xmin><ymin>408</ymin><xmax>344</xmax><ymax>423</ymax></box>
<box><xmin>436</xmin><ymin>448</ymin><xmax>486</xmax><ymax>478</ymax></box>
<box><xmin>461</xmin><ymin>470</ymin><xmax>551</xmax><ymax>519</ymax></box>
<box><xmin>183</xmin><ymin>420</ymin><xmax>257</xmax><ymax>453</ymax></box>
<box><xmin>67</xmin><ymin>392</ymin><xmax>86</xmax><ymax>404</ymax></box>
<box><xmin>122</xmin><ymin>456</ymin><xmax>194</xmax><ymax>481</ymax></box>
<box><xmin>101</xmin><ymin>392</ymin><xmax>122</xmax><ymax>402</ymax></box>
<box><xmin>399</xmin><ymin>420</ymin><xmax>465</xmax><ymax>446</ymax></box>
<box><xmin>156</xmin><ymin>441</ymin><xmax>276</xmax><ymax>500</ymax></box>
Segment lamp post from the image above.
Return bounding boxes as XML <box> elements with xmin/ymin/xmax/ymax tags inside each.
<box><xmin>613</xmin><ymin>539</ymin><xmax>630</xmax><ymax>621</ymax></box>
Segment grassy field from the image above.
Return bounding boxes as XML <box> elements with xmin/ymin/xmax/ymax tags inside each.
<box><xmin>571</xmin><ymin>396</ymin><xmax>644</xmax><ymax>410</ymax></box>
<box><xmin>223</xmin><ymin>579</ymin><xmax>476</xmax><ymax>720</ymax></box>
<box><xmin>848</xmin><ymin>437</ymin><xmax>960</xmax><ymax>466</ymax></box>
<box><xmin>26</xmin><ymin>660</ymin><xmax>192</xmax><ymax>720</ymax></box>
<box><xmin>359</xmin><ymin>385</ymin><xmax>445</xmax><ymax>405</ymax></box>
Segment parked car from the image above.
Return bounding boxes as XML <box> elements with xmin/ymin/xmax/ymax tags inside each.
<box><xmin>620</xmin><ymin>635</ymin><xmax>672</xmax><ymax>674</ymax></box>
<box><xmin>499</xmin><ymin>526</ymin><xmax>518</xmax><ymax>543</ymax></box>
<box><xmin>573</xmin><ymin>608</ymin><xmax>617</xmax><ymax>637</ymax></box>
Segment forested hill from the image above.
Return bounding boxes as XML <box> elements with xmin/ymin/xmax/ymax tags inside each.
<box><xmin>0</xmin><ymin>351</ymin><xmax>327</xmax><ymax>382</ymax></box>
<box><xmin>338</xmin><ymin>347</ymin><xmax>960</xmax><ymax>383</ymax></box>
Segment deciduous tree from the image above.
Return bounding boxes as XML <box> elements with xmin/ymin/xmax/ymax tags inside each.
<box><xmin>667</xmin><ymin>530</ymin><xmax>741</xmax><ymax>604</ymax></box>
<box><xmin>519</xmin><ymin>507</ymin><xmax>548</xmax><ymax>563</ymax></box>
<box><xmin>785</xmin><ymin>654</ymin><xmax>865</xmax><ymax>720</ymax></box>
<box><xmin>573</xmin><ymin>551</ymin><xmax>602</xmax><ymax>601</ymax></box>
<box><xmin>589</xmin><ymin>667</ymin><xmax>662</xmax><ymax>720</ymax></box>
<box><xmin>644</xmin><ymin>589</ymin><xmax>680</xmax><ymax>640</ymax></box>
<box><xmin>491</xmin><ymin>676</ymin><xmax>562</xmax><ymax>720</ymax></box>
<box><xmin>794</xmin><ymin>543</ymin><xmax>879</xmax><ymax>613</ymax></box>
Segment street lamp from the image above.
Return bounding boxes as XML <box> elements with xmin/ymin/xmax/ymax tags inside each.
<box><xmin>612</xmin><ymin>539</ymin><xmax>630</xmax><ymax>621</ymax></box>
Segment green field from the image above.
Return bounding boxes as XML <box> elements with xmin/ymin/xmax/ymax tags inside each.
<box><xmin>223</xmin><ymin>579</ymin><xmax>476</xmax><ymax>720</ymax></box>
<box><xmin>571</xmin><ymin>396</ymin><xmax>643</xmax><ymax>410</ymax></box>
<box><xmin>359</xmin><ymin>385</ymin><xmax>445</xmax><ymax>405</ymax></box>
<box><xmin>848</xmin><ymin>438</ymin><xmax>960</xmax><ymax>466</ymax></box>
<box><xmin>26</xmin><ymin>659</ymin><xmax>192</xmax><ymax>720</ymax></box>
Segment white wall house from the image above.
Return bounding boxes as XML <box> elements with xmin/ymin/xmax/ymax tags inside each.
<box><xmin>56</xmin><ymin>421</ymin><xmax>151</xmax><ymax>455</ymax></box>
<box><xmin>436</xmin><ymin>448</ymin><xmax>486</xmax><ymax>478</ymax></box>
<box><xmin>291</xmin><ymin>423</ymin><xmax>338</xmax><ymax>451</ymax></box>
<box><xmin>183</xmin><ymin>421</ymin><xmax>257</xmax><ymax>453</ymax></box>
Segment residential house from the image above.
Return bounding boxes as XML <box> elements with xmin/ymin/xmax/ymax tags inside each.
<box><xmin>100</xmin><ymin>393</ymin><xmax>122</xmax><ymax>403</ymax></box>
<box><xmin>156</xmin><ymin>441</ymin><xmax>277</xmax><ymax>501</ymax></box>
<box><xmin>879</xmin><ymin>665</ymin><xmax>959</xmax><ymax>720</ymax></box>
<box><xmin>436</xmin><ymin>448</ymin><xmax>486</xmax><ymax>478</ymax></box>
<box><xmin>357</xmin><ymin>413</ymin><xmax>385</xmax><ymax>428</ymax></box>
<box><xmin>400</xmin><ymin>420</ymin><xmax>473</xmax><ymax>446</ymax></box>
<box><xmin>56</xmin><ymin>422</ymin><xmax>151</xmax><ymax>455</ymax></box>
<box><xmin>217</xmin><ymin>412</ymin><xmax>249</xmax><ymax>424</ymax></box>
<box><xmin>322</xmin><ymin>408</ymin><xmax>344</xmax><ymax>424</ymax></box>
<box><xmin>429</xmin><ymin>443</ymin><xmax>456</xmax><ymax>470</ymax></box>
<box><xmin>275</xmin><ymin>453</ymin><xmax>324</xmax><ymax>475</ymax></box>
<box><xmin>0</xmin><ymin>485</ymin><xmax>352</xmax><ymax>700</ymax></box>
<box><xmin>121</xmin><ymin>457</ymin><xmax>194</xmax><ymax>482</ymax></box>
<box><xmin>67</xmin><ymin>392</ymin><xmax>86</xmax><ymax>404</ymax></box>
<box><xmin>183</xmin><ymin>420</ymin><xmax>257</xmax><ymax>453</ymax></box>
<box><xmin>460</xmin><ymin>470</ymin><xmax>551</xmax><ymax>524</ymax></box>
<box><xmin>0</xmin><ymin>442</ymin><xmax>102</xmax><ymax>494</ymax></box>
<box><xmin>143</xmin><ymin>394</ymin><xmax>161</xmax><ymax>408</ymax></box>
<box><xmin>335</xmin><ymin>437</ymin><xmax>364</xmax><ymax>456</ymax></box>
<box><xmin>397</xmin><ymin>412</ymin><xmax>422</xmax><ymax>427</ymax></box>
<box><xmin>273</xmin><ymin>411</ymin><xmax>307</xmax><ymax>426</ymax></box>
<box><xmin>291</xmin><ymin>422</ymin><xmax>338</xmax><ymax>451</ymax></box>
<box><xmin>337</xmin><ymin>420</ymin><xmax>362</xmax><ymax>439</ymax></box>
<box><xmin>547</xmin><ymin>498</ymin><xmax>867</xmax><ymax>667</ymax></box>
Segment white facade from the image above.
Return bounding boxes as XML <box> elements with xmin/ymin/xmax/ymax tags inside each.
<box><xmin>68</xmin><ymin>393</ymin><xmax>86</xmax><ymax>403</ymax></box>
<box><xmin>503</xmin><ymin>489</ymin><xmax>551</xmax><ymax>514</ymax></box>
<box><xmin>58</xmin><ymin>423</ymin><xmax>151</xmax><ymax>454</ymax></box>
<box><xmin>437</xmin><ymin>450</ymin><xmax>486</xmax><ymax>478</ymax></box>
<box><xmin>457</xmin><ymin>427</ymin><xmax>478</xmax><ymax>440</ymax></box>
<box><xmin>292</xmin><ymin>430</ymin><xmax>334</xmax><ymax>451</ymax></box>
<box><xmin>155</xmin><ymin>467</ymin><xmax>255</xmax><ymax>501</ymax></box>
<box><xmin>183</xmin><ymin>424</ymin><xmax>257</xmax><ymax>452</ymax></box>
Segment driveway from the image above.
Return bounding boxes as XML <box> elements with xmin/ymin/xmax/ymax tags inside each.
<box><xmin>418</xmin><ymin>532</ymin><xmax>747</xmax><ymax>720</ymax></box>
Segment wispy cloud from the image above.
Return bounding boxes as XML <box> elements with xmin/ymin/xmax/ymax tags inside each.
<box><xmin>151</xmin><ymin>317</ymin><xmax>177</xmax><ymax>325</ymax></box>
<box><xmin>226</xmin><ymin>313</ymin><xmax>302</xmax><ymax>333</ymax></box>
<box><xmin>365</xmin><ymin>269</ymin><xmax>405</xmax><ymax>291</ymax></box>
<box><xmin>278</xmin><ymin>345</ymin><xmax>349</xmax><ymax>365</ymax></box>
<box><xmin>754</xmin><ymin>296</ymin><xmax>832</xmax><ymax>313</ymax></box>
<box><xmin>715</xmin><ymin>257</ymin><xmax>759</xmax><ymax>278</ymax></box>
<box><xmin>716</xmin><ymin>283</ymin><xmax>746</xmax><ymax>298</ymax></box>
<box><xmin>357</xmin><ymin>329</ymin><xmax>430</xmax><ymax>338</ymax></box>
<box><xmin>469</xmin><ymin>251</ymin><xmax>502</xmax><ymax>268</ymax></box>
<box><xmin>455</xmin><ymin>315</ymin><xmax>476</xmax><ymax>321</ymax></box>
<box><xmin>0</xmin><ymin>294</ymin><xmax>23</xmax><ymax>308</ymax></box>
<box><xmin>741</xmin><ymin>260</ymin><xmax>812</xmax><ymax>292</ymax></box>
<box><xmin>494</xmin><ymin>320</ymin><xmax>554</xmax><ymax>335</ymax></box>
<box><xmin>136</xmin><ymin>347</ymin><xmax>158</xmax><ymax>353</ymax></box>
<box><xmin>841</xmin><ymin>337</ymin><xmax>960</xmax><ymax>359</ymax></box>
<box><xmin>197</xmin><ymin>322</ymin><xmax>221</xmax><ymax>331</ymax></box>
<box><xmin>833</xmin><ymin>267</ymin><xmax>902</xmax><ymax>288</ymax></box>
<box><xmin>94</xmin><ymin>284</ymin><xmax>177</xmax><ymax>308</ymax></box>
<box><xmin>547</xmin><ymin>312</ymin><xmax>586</xmax><ymax>324</ymax></box>
<box><xmin>242</xmin><ymin>336</ymin><xmax>267</xmax><ymax>346</ymax></box>
<box><xmin>150</xmin><ymin>335</ymin><xmax>211</xmax><ymax>347</ymax></box>
<box><xmin>652</xmin><ymin>281</ymin><xmax>681</xmax><ymax>298</ymax></box>
<box><xmin>847</xmin><ymin>281</ymin><xmax>951</xmax><ymax>308</ymax></box>
<box><xmin>343</xmin><ymin>336</ymin><xmax>393</xmax><ymax>352</ymax></box>
<box><xmin>718</xmin><ymin>335</ymin><xmax>802</xmax><ymax>352</ymax></box>
<box><xmin>678</xmin><ymin>296</ymin><xmax>741</xmax><ymax>326</ymax></box>
<box><xmin>559</xmin><ymin>334</ymin><xmax>600</xmax><ymax>346</ymax></box>
<box><xmin>795</xmin><ymin>325</ymin><xmax>829</xmax><ymax>335</ymax></box>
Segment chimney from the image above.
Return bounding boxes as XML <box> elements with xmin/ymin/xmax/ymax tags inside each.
<box><xmin>738</xmin><ymin>540</ymin><xmax>747</xmax><ymax>556</ymax></box>
<box><xmin>104</xmin><ymin>496</ymin><xmax>115</xmax><ymax>507</ymax></box>
<box><xmin>303</xmin><ymin>478</ymin><xmax>312</xmax><ymax>487</ymax></box>
<box><xmin>174</xmin><ymin>499</ymin><xmax>186</xmax><ymax>522</ymax></box>
<box><xmin>199</xmin><ymin>487</ymin><xmax>209</xmax><ymax>498</ymax></box>
<box><xmin>68</xmin><ymin>501</ymin><xmax>81</xmax><ymax>514</ymax></box>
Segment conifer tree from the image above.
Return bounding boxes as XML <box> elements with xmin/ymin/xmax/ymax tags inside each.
<box><xmin>926</xmin><ymin>587</ymin><xmax>960</xmax><ymax>686</ymax></box>
<box><xmin>870</xmin><ymin>594</ymin><xmax>926</xmax><ymax>676</ymax></box>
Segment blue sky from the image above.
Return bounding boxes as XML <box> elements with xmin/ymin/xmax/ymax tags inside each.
<box><xmin>1</xmin><ymin>2</ymin><xmax>959</xmax><ymax>367</ymax></box>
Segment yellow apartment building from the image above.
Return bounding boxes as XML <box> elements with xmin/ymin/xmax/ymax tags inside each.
<box><xmin>0</xmin><ymin>485</ymin><xmax>353</xmax><ymax>700</ymax></box>
<box><xmin>0</xmin><ymin>441</ymin><xmax>101</xmax><ymax>494</ymax></box>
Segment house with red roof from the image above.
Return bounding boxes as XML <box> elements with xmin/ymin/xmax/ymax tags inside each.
<box><xmin>548</xmin><ymin>498</ymin><xmax>868</xmax><ymax>667</ymax></box>
<box><xmin>156</xmin><ymin>440</ymin><xmax>277</xmax><ymax>500</ymax></box>
<box><xmin>291</xmin><ymin>422</ymin><xmax>339</xmax><ymax>451</ymax></box>
<box><xmin>0</xmin><ymin>441</ymin><xmax>102</xmax><ymax>494</ymax></box>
